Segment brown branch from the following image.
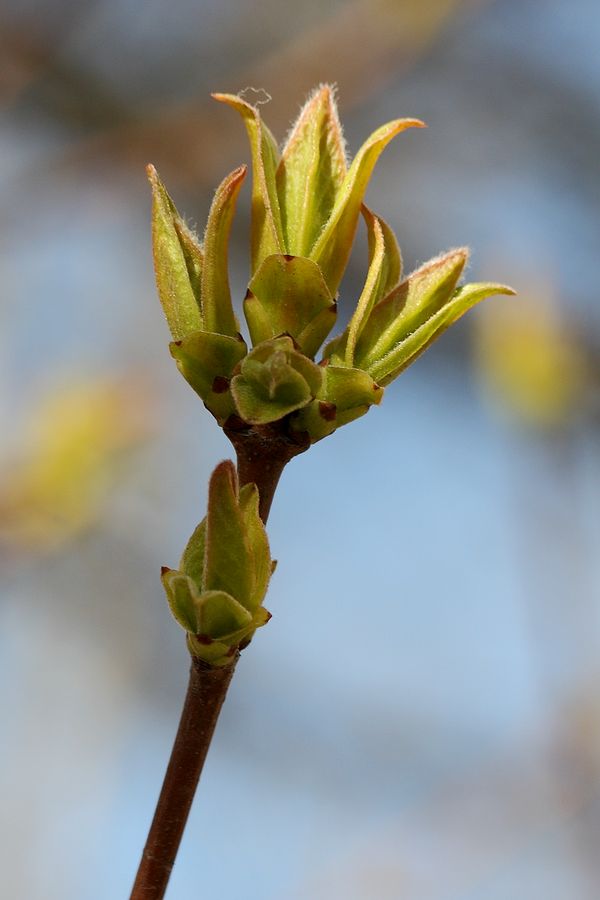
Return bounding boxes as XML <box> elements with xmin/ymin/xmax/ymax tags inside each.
<box><xmin>130</xmin><ymin>426</ymin><xmax>304</xmax><ymax>898</ymax></box>
<box><xmin>226</xmin><ymin>420</ymin><xmax>310</xmax><ymax>520</ymax></box>
<box><xmin>129</xmin><ymin>657</ymin><xmax>237</xmax><ymax>900</ymax></box>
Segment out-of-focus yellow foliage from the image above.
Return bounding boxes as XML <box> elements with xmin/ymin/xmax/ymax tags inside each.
<box><xmin>0</xmin><ymin>377</ymin><xmax>153</xmax><ymax>554</ymax></box>
<box><xmin>474</xmin><ymin>284</ymin><xmax>588</xmax><ymax>430</ymax></box>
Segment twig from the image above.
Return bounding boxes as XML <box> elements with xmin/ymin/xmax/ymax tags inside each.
<box><xmin>130</xmin><ymin>430</ymin><xmax>303</xmax><ymax>899</ymax></box>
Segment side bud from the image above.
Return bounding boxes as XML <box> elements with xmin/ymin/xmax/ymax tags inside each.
<box><xmin>244</xmin><ymin>253</ymin><xmax>336</xmax><ymax>358</ymax></box>
<box><xmin>161</xmin><ymin>461</ymin><xmax>274</xmax><ymax>666</ymax></box>
<box><xmin>230</xmin><ymin>336</ymin><xmax>323</xmax><ymax>424</ymax></box>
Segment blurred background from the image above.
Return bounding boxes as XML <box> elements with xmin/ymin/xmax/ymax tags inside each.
<box><xmin>1</xmin><ymin>1</ymin><xmax>600</xmax><ymax>897</ymax></box>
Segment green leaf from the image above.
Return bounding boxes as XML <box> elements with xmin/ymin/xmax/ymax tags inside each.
<box><xmin>323</xmin><ymin>208</ymin><xmax>401</xmax><ymax>367</ymax></box>
<box><xmin>213</xmin><ymin>93</ymin><xmax>284</xmax><ymax>272</ymax></box>
<box><xmin>173</xmin><ymin>220</ymin><xmax>204</xmax><ymax>305</ymax></box>
<box><xmin>231</xmin><ymin>355</ymin><xmax>313</xmax><ymax>424</ymax></box>
<box><xmin>186</xmin><ymin>633</ymin><xmax>235</xmax><ymax>666</ymax></box>
<box><xmin>196</xmin><ymin>589</ymin><xmax>253</xmax><ymax>640</ymax></box>
<box><xmin>161</xmin><ymin>569</ymin><xmax>200</xmax><ymax>633</ymax></box>
<box><xmin>186</xmin><ymin>602</ymin><xmax>270</xmax><ymax>665</ymax></box>
<box><xmin>230</xmin><ymin>337</ymin><xmax>323</xmax><ymax>424</ymax></box>
<box><xmin>368</xmin><ymin>282</ymin><xmax>516</xmax><ymax>385</ymax></box>
<box><xmin>292</xmin><ymin>365</ymin><xmax>383</xmax><ymax>442</ymax></box>
<box><xmin>238</xmin><ymin>483</ymin><xmax>271</xmax><ymax>610</ymax></box>
<box><xmin>276</xmin><ymin>84</ymin><xmax>347</xmax><ymax>257</ymax></box>
<box><xmin>162</xmin><ymin>458</ymin><xmax>275</xmax><ymax>665</ymax></box>
<box><xmin>310</xmin><ymin>117</ymin><xmax>425</xmax><ymax>295</ymax></box>
<box><xmin>179</xmin><ymin>518</ymin><xmax>206</xmax><ymax>586</ymax></box>
<box><xmin>244</xmin><ymin>254</ymin><xmax>336</xmax><ymax>357</ymax></box>
<box><xmin>356</xmin><ymin>248</ymin><xmax>469</xmax><ymax>369</ymax></box>
<box><xmin>295</xmin><ymin>304</ymin><xmax>339</xmax><ymax>361</ymax></box>
<box><xmin>170</xmin><ymin>330</ymin><xmax>247</xmax><ymax>422</ymax></box>
<box><xmin>364</xmin><ymin>205</ymin><xmax>402</xmax><ymax>300</ymax></box>
<box><xmin>325</xmin><ymin>365</ymin><xmax>384</xmax><ymax>411</ymax></box>
<box><xmin>147</xmin><ymin>164</ymin><xmax>203</xmax><ymax>339</ymax></box>
<box><xmin>201</xmin><ymin>165</ymin><xmax>247</xmax><ymax>336</ymax></box>
<box><xmin>203</xmin><ymin>461</ymin><xmax>254</xmax><ymax>607</ymax></box>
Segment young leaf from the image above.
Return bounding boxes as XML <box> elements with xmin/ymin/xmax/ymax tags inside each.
<box><xmin>238</xmin><ymin>483</ymin><xmax>272</xmax><ymax>611</ymax></box>
<box><xmin>310</xmin><ymin>117</ymin><xmax>425</xmax><ymax>295</ymax></box>
<box><xmin>244</xmin><ymin>254</ymin><xmax>335</xmax><ymax>356</ymax></box>
<box><xmin>295</xmin><ymin>304</ymin><xmax>339</xmax><ymax>360</ymax></box>
<box><xmin>196</xmin><ymin>590</ymin><xmax>253</xmax><ymax>639</ymax></box>
<box><xmin>186</xmin><ymin>633</ymin><xmax>235</xmax><ymax>666</ymax></box>
<box><xmin>201</xmin><ymin>165</ymin><xmax>247</xmax><ymax>336</ymax></box>
<box><xmin>356</xmin><ymin>248</ymin><xmax>468</xmax><ymax>368</ymax></box>
<box><xmin>147</xmin><ymin>164</ymin><xmax>203</xmax><ymax>339</ymax></box>
<box><xmin>213</xmin><ymin>93</ymin><xmax>284</xmax><ymax>271</ymax></box>
<box><xmin>276</xmin><ymin>84</ymin><xmax>347</xmax><ymax>257</ymax></box>
<box><xmin>368</xmin><ymin>282</ymin><xmax>516</xmax><ymax>385</ymax></box>
<box><xmin>231</xmin><ymin>355</ymin><xmax>313</xmax><ymax>424</ymax></box>
<box><xmin>161</xmin><ymin>569</ymin><xmax>200</xmax><ymax>633</ymax></box>
<box><xmin>170</xmin><ymin>330</ymin><xmax>247</xmax><ymax>422</ymax></box>
<box><xmin>179</xmin><ymin>519</ymin><xmax>206</xmax><ymax>587</ymax></box>
<box><xmin>203</xmin><ymin>461</ymin><xmax>254</xmax><ymax>608</ymax></box>
<box><xmin>345</xmin><ymin>211</ymin><xmax>385</xmax><ymax>366</ymax></box>
<box><xmin>230</xmin><ymin>337</ymin><xmax>323</xmax><ymax>424</ymax></box>
<box><xmin>292</xmin><ymin>365</ymin><xmax>383</xmax><ymax>442</ymax></box>
<box><xmin>363</xmin><ymin>205</ymin><xmax>402</xmax><ymax>299</ymax></box>
<box><xmin>322</xmin><ymin>208</ymin><xmax>401</xmax><ymax>367</ymax></box>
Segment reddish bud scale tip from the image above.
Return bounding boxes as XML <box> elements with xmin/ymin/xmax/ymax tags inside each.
<box><xmin>319</xmin><ymin>401</ymin><xmax>337</xmax><ymax>421</ymax></box>
<box><xmin>151</xmin><ymin>88</ymin><xmax>512</xmax><ymax>455</ymax></box>
<box><xmin>211</xmin><ymin>376</ymin><xmax>230</xmax><ymax>394</ymax></box>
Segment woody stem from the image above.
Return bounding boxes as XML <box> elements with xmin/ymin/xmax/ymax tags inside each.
<box><xmin>129</xmin><ymin>435</ymin><xmax>296</xmax><ymax>899</ymax></box>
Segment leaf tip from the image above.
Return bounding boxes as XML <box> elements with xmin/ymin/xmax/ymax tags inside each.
<box><xmin>388</xmin><ymin>117</ymin><xmax>427</xmax><ymax>135</ymax></box>
<box><xmin>209</xmin><ymin>459</ymin><xmax>240</xmax><ymax>507</ymax></box>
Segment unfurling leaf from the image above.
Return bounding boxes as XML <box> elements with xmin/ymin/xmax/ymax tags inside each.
<box><xmin>230</xmin><ymin>336</ymin><xmax>323</xmax><ymax>424</ymax></box>
<box><xmin>276</xmin><ymin>84</ymin><xmax>347</xmax><ymax>257</ymax></box>
<box><xmin>149</xmin><ymin>86</ymin><xmax>514</xmax><ymax>457</ymax></box>
<box><xmin>201</xmin><ymin>165</ymin><xmax>247</xmax><ymax>336</ymax></box>
<box><xmin>369</xmin><ymin>281</ymin><xmax>516</xmax><ymax>385</ymax></box>
<box><xmin>147</xmin><ymin>164</ymin><xmax>203</xmax><ymax>339</ymax></box>
<box><xmin>170</xmin><ymin>330</ymin><xmax>247</xmax><ymax>423</ymax></box>
<box><xmin>310</xmin><ymin>117</ymin><xmax>425</xmax><ymax>295</ymax></box>
<box><xmin>213</xmin><ymin>93</ymin><xmax>284</xmax><ymax>272</ymax></box>
<box><xmin>356</xmin><ymin>248</ymin><xmax>469</xmax><ymax>369</ymax></box>
<box><xmin>203</xmin><ymin>460</ymin><xmax>255</xmax><ymax>607</ymax></box>
<box><xmin>161</xmin><ymin>461</ymin><xmax>273</xmax><ymax>665</ymax></box>
<box><xmin>244</xmin><ymin>254</ymin><xmax>336</xmax><ymax>357</ymax></box>
<box><xmin>292</xmin><ymin>365</ymin><xmax>383</xmax><ymax>442</ymax></box>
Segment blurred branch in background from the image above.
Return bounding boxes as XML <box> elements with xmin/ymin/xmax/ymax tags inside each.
<box><xmin>1</xmin><ymin>0</ymin><xmax>483</xmax><ymax>190</ymax></box>
<box><xmin>474</xmin><ymin>270</ymin><xmax>600</xmax><ymax>893</ymax></box>
<box><xmin>0</xmin><ymin>376</ymin><xmax>155</xmax><ymax>559</ymax></box>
